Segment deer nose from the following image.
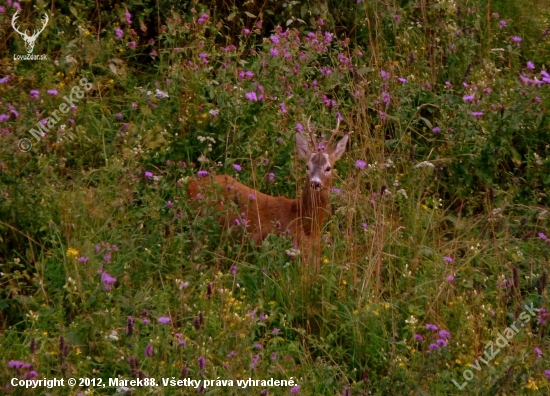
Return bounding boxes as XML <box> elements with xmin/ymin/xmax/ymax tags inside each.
<box><xmin>311</xmin><ymin>180</ymin><xmax>321</xmax><ymax>190</ymax></box>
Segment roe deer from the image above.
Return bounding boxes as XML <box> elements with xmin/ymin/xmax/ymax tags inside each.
<box><xmin>187</xmin><ymin>119</ymin><xmax>348</xmax><ymax>269</ymax></box>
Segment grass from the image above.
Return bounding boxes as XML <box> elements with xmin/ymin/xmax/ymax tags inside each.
<box><xmin>1</xmin><ymin>0</ymin><xmax>550</xmax><ymax>394</ymax></box>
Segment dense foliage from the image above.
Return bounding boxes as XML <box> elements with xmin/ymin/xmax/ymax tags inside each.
<box><xmin>1</xmin><ymin>0</ymin><xmax>550</xmax><ymax>394</ymax></box>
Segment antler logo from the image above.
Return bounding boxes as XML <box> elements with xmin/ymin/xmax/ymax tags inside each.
<box><xmin>11</xmin><ymin>11</ymin><xmax>49</xmax><ymax>54</ymax></box>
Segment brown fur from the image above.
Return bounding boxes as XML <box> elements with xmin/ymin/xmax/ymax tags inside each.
<box><xmin>187</xmin><ymin>129</ymin><xmax>348</xmax><ymax>270</ymax></box>
<box><xmin>187</xmin><ymin>174</ymin><xmax>330</xmax><ymax>245</ymax></box>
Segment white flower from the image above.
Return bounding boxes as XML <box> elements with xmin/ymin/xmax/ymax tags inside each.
<box><xmin>397</xmin><ymin>189</ymin><xmax>408</xmax><ymax>199</ymax></box>
<box><xmin>154</xmin><ymin>89</ymin><xmax>169</xmax><ymax>99</ymax></box>
<box><xmin>415</xmin><ymin>161</ymin><xmax>435</xmax><ymax>168</ymax></box>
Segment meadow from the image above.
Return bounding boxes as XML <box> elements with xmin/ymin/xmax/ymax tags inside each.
<box><xmin>1</xmin><ymin>0</ymin><xmax>550</xmax><ymax>394</ymax></box>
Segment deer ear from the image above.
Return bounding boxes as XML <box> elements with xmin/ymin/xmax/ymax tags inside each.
<box><xmin>295</xmin><ymin>132</ymin><xmax>311</xmax><ymax>160</ymax></box>
<box><xmin>328</xmin><ymin>134</ymin><xmax>348</xmax><ymax>161</ymax></box>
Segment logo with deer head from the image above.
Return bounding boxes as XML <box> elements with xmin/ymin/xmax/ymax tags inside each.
<box><xmin>11</xmin><ymin>11</ymin><xmax>49</xmax><ymax>54</ymax></box>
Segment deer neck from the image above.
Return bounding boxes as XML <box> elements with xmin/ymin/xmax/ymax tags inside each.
<box><xmin>299</xmin><ymin>180</ymin><xmax>330</xmax><ymax>236</ymax></box>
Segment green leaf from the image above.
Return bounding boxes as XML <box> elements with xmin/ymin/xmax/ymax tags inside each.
<box><xmin>419</xmin><ymin>117</ymin><xmax>432</xmax><ymax>129</ymax></box>
<box><xmin>69</xmin><ymin>6</ymin><xmax>78</xmax><ymax>18</ymax></box>
<box><xmin>244</xmin><ymin>11</ymin><xmax>256</xmax><ymax>18</ymax></box>
<box><xmin>227</xmin><ymin>12</ymin><xmax>236</xmax><ymax>21</ymax></box>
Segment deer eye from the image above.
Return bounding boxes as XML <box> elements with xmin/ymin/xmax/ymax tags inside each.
<box><xmin>325</xmin><ymin>166</ymin><xmax>331</xmax><ymax>172</ymax></box>
<box><xmin>306</xmin><ymin>165</ymin><xmax>309</xmax><ymax>171</ymax></box>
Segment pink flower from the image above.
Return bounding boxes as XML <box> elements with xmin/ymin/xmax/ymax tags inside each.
<box><xmin>158</xmin><ymin>316</ymin><xmax>171</xmax><ymax>324</ymax></box>
<box><xmin>245</xmin><ymin>92</ymin><xmax>258</xmax><ymax>101</ymax></box>
<box><xmin>355</xmin><ymin>160</ymin><xmax>366</xmax><ymax>169</ymax></box>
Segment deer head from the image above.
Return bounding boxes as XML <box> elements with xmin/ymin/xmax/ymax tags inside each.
<box><xmin>295</xmin><ymin>117</ymin><xmax>348</xmax><ymax>191</ymax></box>
<box><xmin>11</xmin><ymin>11</ymin><xmax>49</xmax><ymax>54</ymax></box>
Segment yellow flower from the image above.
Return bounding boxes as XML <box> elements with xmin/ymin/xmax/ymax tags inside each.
<box><xmin>85</xmin><ymin>30</ymin><xmax>91</xmax><ymax>36</ymax></box>
<box><xmin>342</xmin><ymin>280</ymin><xmax>347</xmax><ymax>285</ymax></box>
<box><xmin>76</xmin><ymin>348</ymin><xmax>82</xmax><ymax>355</ymax></box>
<box><xmin>67</xmin><ymin>248</ymin><xmax>79</xmax><ymax>259</ymax></box>
<box><xmin>59</xmin><ymin>82</ymin><xmax>66</xmax><ymax>88</ymax></box>
<box><xmin>202</xmin><ymin>113</ymin><xmax>208</xmax><ymax>118</ymax></box>
<box><xmin>525</xmin><ymin>378</ymin><xmax>538</xmax><ymax>390</ymax></box>
<box><xmin>322</xmin><ymin>257</ymin><xmax>329</xmax><ymax>264</ymax></box>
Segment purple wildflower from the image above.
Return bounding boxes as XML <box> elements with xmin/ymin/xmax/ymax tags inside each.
<box><xmin>270</xmin><ymin>35</ymin><xmax>279</xmax><ymax>44</ymax></box>
<box><xmin>414</xmin><ymin>334</ymin><xmax>424</xmax><ymax>341</ymax></box>
<box><xmin>158</xmin><ymin>316</ymin><xmax>171</xmax><ymax>324</ymax></box>
<box><xmin>545</xmin><ymin>370</ymin><xmax>550</xmax><ymax>379</ymax></box>
<box><xmin>47</xmin><ymin>89</ymin><xmax>58</xmax><ymax>96</ymax></box>
<box><xmin>380</xmin><ymin>70</ymin><xmax>389</xmax><ymax>80</ymax></box>
<box><xmin>499</xmin><ymin>20</ymin><xmax>507</xmax><ymax>28</ymax></box>
<box><xmin>429</xmin><ymin>343</ymin><xmax>440</xmax><ymax>350</ymax></box>
<box><xmin>446</xmin><ymin>275</ymin><xmax>455</xmax><ymax>282</ymax></box>
<box><xmin>8</xmin><ymin>361</ymin><xmax>27</xmax><ymax>369</ymax></box>
<box><xmin>145</xmin><ymin>344</ymin><xmax>153</xmax><ymax>357</ymax></box>
<box><xmin>125</xmin><ymin>11</ymin><xmax>132</xmax><ymax>24</ymax></box>
<box><xmin>144</xmin><ymin>171</ymin><xmax>153</xmax><ymax>178</ymax></box>
<box><xmin>398</xmin><ymin>77</ymin><xmax>407</xmax><ymax>83</ymax></box>
<box><xmin>511</xmin><ymin>36</ymin><xmax>522</xmax><ymax>43</ymax></box>
<box><xmin>197</xmin><ymin>356</ymin><xmax>206</xmax><ymax>369</ymax></box>
<box><xmin>233</xmin><ymin>164</ymin><xmax>242</xmax><ymax>172</ymax></box>
<box><xmin>432</xmin><ymin>126</ymin><xmax>441</xmax><ymax>133</ymax></box>
<box><xmin>77</xmin><ymin>256</ymin><xmax>89</xmax><ymax>263</ymax></box>
<box><xmin>443</xmin><ymin>256</ymin><xmax>453</xmax><ymax>262</ymax></box>
<box><xmin>272</xmin><ymin>328</ymin><xmax>281</xmax><ymax>335</ymax></box>
<box><xmin>426</xmin><ymin>324</ymin><xmax>438</xmax><ymax>331</ymax></box>
<box><xmin>268</xmin><ymin>173</ymin><xmax>275</xmax><ymax>181</ymax></box>
<box><xmin>197</xmin><ymin>170</ymin><xmax>209</xmax><ymax>177</ymax></box>
<box><xmin>539</xmin><ymin>233</ymin><xmax>547</xmax><ymax>240</ymax></box>
<box><xmin>439</xmin><ymin>330</ymin><xmax>451</xmax><ymax>339</ymax></box>
<box><xmin>331</xmin><ymin>188</ymin><xmax>341</xmax><ymax>194</ymax></box>
<box><xmin>290</xmin><ymin>385</ymin><xmax>301</xmax><ymax>394</ymax></box>
<box><xmin>245</xmin><ymin>92</ymin><xmax>258</xmax><ymax>101</ymax></box>
<box><xmin>248</xmin><ymin>194</ymin><xmax>256</xmax><ymax>200</ymax></box>
<box><xmin>463</xmin><ymin>94</ymin><xmax>475</xmax><ymax>102</ymax></box>
<box><xmin>128</xmin><ymin>41</ymin><xmax>136</xmax><ymax>49</ymax></box>
<box><xmin>527</xmin><ymin>61</ymin><xmax>535</xmax><ymax>70</ymax></box>
<box><xmin>279</xmin><ymin>103</ymin><xmax>288</xmax><ymax>113</ymax></box>
<box><xmin>356</xmin><ymin>160</ymin><xmax>367</xmax><ymax>169</ymax></box>
<box><xmin>436</xmin><ymin>339</ymin><xmax>448</xmax><ymax>347</ymax></box>
<box><xmin>166</xmin><ymin>201</ymin><xmax>173</xmax><ymax>207</ymax></box>
<box><xmin>270</xmin><ymin>48</ymin><xmax>279</xmax><ymax>56</ymax></box>
<box><xmin>101</xmin><ymin>272</ymin><xmax>117</xmax><ymax>290</ymax></box>
<box><xmin>30</xmin><ymin>90</ymin><xmax>39</xmax><ymax>99</ymax></box>
<box><xmin>114</xmin><ymin>28</ymin><xmax>123</xmax><ymax>38</ymax></box>
<box><xmin>535</xmin><ymin>347</ymin><xmax>543</xmax><ymax>356</ymax></box>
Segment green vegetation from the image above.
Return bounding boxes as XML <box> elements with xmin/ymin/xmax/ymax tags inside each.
<box><xmin>1</xmin><ymin>0</ymin><xmax>550</xmax><ymax>394</ymax></box>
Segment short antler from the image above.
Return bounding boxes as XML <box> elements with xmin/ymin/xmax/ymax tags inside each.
<box><xmin>306</xmin><ymin>116</ymin><xmax>317</xmax><ymax>151</ymax></box>
<box><xmin>326</xmin><ymin>118</ymin><xmax>341</xmax><ymax>148</ymax></box>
